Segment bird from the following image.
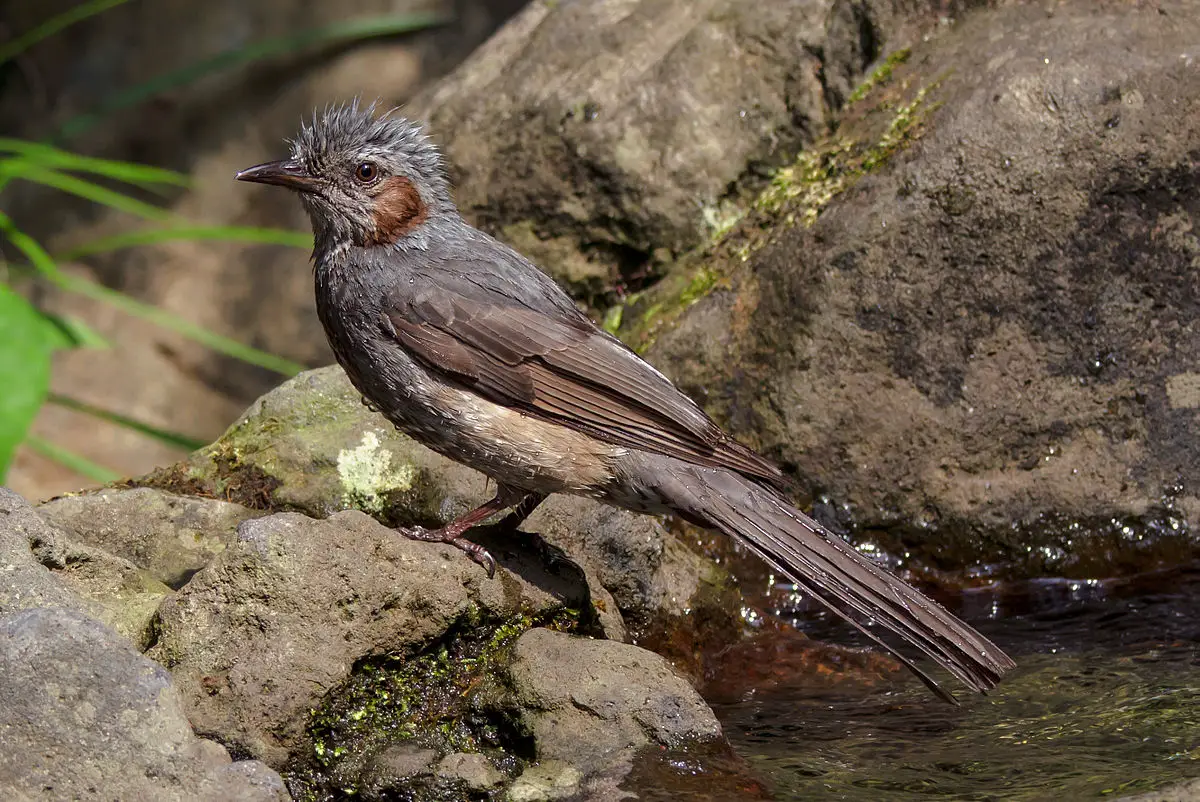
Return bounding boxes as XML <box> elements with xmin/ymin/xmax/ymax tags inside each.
<box><xmin>236</xmin><ymin>101</ymin><xmax>1015</xmax><ymax>702</ymax></box>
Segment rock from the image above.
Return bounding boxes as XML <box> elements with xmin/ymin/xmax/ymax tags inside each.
<box><xmin>501</xmin><ymin>627</ymin><xmax>723</xmax><ymax>797</ymax></box>
<box><xmin>0</xmin><ymin>488</ymin><xmax>98</xmax><ymax>616</ymax></box>
<box><xmin>506</xmin><ymin>761</ymin><xmax>584</xmax><ymax>802</ymax></box>
<box><xmin>39</xmin><ymin>487</ymin><xmax>264</xmax><ymax>588</ymax></box>
<box><xmin>623</xmin><ymin>0</ymin><xmax>1200</xmax><ymax>576</ymax></box>
<box><xmin>134</xmin><ymin>365</ymin><xmax>739</xmax><ymax>646</ymax></box>
<box><xmin>0</xmin><ymin>607</ymin><xmax>287</xmax><ymax>801</ymax></box>
<box><xmin>435</xmin><ymin>752</ymin><xmax>505</xmax><ymax>792</ymax></box>
<box><xmin>0</xmin><ymin>487</ymin><xmax>170</xmax><ymax>649</ymax></box>
<box><xmin>409</xmin><ymin>0</ymin><xmax>917</xmax><ymax>300</ymax></box>
<box><xmin>148</xmin><ymin>508</ymin><xmax>608</xmax><ymax>768</ymax></box>
<box><xmin>357</xmin><ymin>745</ymin><xmax>440</xmax><ymax>800</ymax></box>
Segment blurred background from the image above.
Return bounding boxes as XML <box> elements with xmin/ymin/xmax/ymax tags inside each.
<box><xmin>1</xmin><ymin>0</ymin><xmax>527</xmax><ymax>499</ymax></box>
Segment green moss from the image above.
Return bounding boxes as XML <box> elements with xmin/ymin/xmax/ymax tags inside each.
<box><xmin>679</xmin><ymin>268</ymin><xmax>720</xmax><ymax>306</ymax></box>
<box><xmin>620</xmin><ymin>72</ymin><xmax>940</xmax><ymax>353</ymax></box>
<box><xmin>700</xmin><ymin>199</ymin><xmax>745</xmax><ymax>241</ymax></box>
<box><xmin>752</xmin><ymin>139</ymin><xmax>857</xmax><ymax>225</ymax></box>
<box><xmin>287</xmin><ymin>606</ymin><xmax>582</xmax><ymax>799</ymax></box>
<box><xmin>861</xmin><ymin>85</ymin><xmax>939</xmax><ymax>173</ymax></box>
<box><xmin>845</xmin><ymin>47</ymin><xmax>911</xmax><ymax>106</ymax></box>
<box><xmin>601</xmin><ymin>303</ymin><xmax>624</xmax><ymax>335</ymax></box>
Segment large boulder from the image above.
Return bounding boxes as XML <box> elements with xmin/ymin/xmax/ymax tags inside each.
<box><xmin>409</xmin><ymin>0</ymin><xmax>924</xmax><ymax>301</ymax></box>
<box><xmin>618</xmin><ymin>0</ymin><xmax>1200</xmax><ymax>577</ymax></box>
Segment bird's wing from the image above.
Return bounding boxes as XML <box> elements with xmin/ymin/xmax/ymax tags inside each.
<box><xmin>382</xmin><ymin>276</ymin><xmax>785</xmax><ymax>486</ymax></box>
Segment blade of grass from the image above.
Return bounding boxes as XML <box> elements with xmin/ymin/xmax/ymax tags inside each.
<box><xmin>58</xmin><ymin>225</ymin><xmax>311</xmax><ymax>261</ymax></box>
<box><xmin>0</xmin><ymin>161</ymin><xmax>172</xmax><ymax>221</ymax></box>
<box><xmin>0</xmin><ymin>0</ymin><xmax>132</xmax><ymax>67</ymax></box>
<box><xmin>58</xmin><ymin>12</ymin><xmax>449</xmax><ymax>141</ymax></box>
<box><xmin>48</xmin><ymin>393</ymin><xmax>207</xmax><ymax>451</ymax></box>
<box><xmin>54</xmin><ymin>272</ymin><xmax>307</xmax><ymax>375</ymax></box>
<box><xmin>0</xmin><ymin>138</ymin><xmax>190</xmax><ymax>190</ymax></box>
<box><xmin>0</xmin><ymin>212</ymin><xmax>305</xmax><ymax>376</ymax></box>
<box><xmin>0</xmin><ymin>211</ymin><xmax>64</xmax><ymax>279</ymax></box>
<box><xmin>23</xmin><ymin>434</ymin><xmax>121</xmax><ymax>484</ymax></box>
<box><xmin>36</xmin><ymin>310</ymin><xmax>110</xmax><ymax>350</ymax></box>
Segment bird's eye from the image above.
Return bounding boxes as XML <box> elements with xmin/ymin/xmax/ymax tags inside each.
<box><xmin>355</xmin><ymin>162</ymin><xmax>378</xmax><ymax>183</ymax></box>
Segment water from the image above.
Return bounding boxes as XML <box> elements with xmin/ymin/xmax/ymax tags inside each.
<box><xmin>710</xmin><ymin>565</ymin><xmax>1200</xmax><ymax>800</ymax></box>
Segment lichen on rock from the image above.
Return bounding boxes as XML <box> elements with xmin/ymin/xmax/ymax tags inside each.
<box><xmin>336</xmin><ymin>430</ymin><xmax>417</xmax><ymax>514</ymax></box>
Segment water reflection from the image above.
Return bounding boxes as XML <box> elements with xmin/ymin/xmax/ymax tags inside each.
<box><xmin>712</xmin><ymin>565</ymin><xmax>1200</xmax><ymax>800</ymax></box>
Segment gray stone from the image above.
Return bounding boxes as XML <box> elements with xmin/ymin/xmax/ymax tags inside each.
<box><xmin>361</xmin><ymin>744</ymin><xmax>439</xmax><ymax>789</ymax></box>
<box><xmin>504</xmin><ymin>628</ymin><xmax>722</xmax><ymax>783</ymax></box>
<box><xmin>0</xmin><ymin>488</ymin><xmax>169</xmax><ymax>649</ymax></box>
<box><xmin>625</xmin><ymin>0</ymin><xmax>1200</xmax><ymax>573</ymax></box>
<box><xmin>409</xmin><ymin>0</ymin><xmax>895</xmax><ymax>296</ymax></box>
<box><xmin>436</xmin><ymin>752</ymin><xmax>505</xmax><ymax>792</ymax></box>
<box><xmin>507</xmin><ymin>761</ymin><xmax>585</xmax><ymax>802</ymax></box>
<box><xmin>0</xmin><ymin>488</ymin><xmax>96</xmax><ymax>616</ymax></box>
<box><xmin>0</xmin><ymin>607</ymin><xmax>287</xmax><ymax>801</ymax></box>
<box><xmin>39</xmin><ymin>487</ymin><xmax>265</xmax><ymax>588</ymax></box>
<box><xmin>147</xmin><ymin>508</ymin><xmax>608</xmax><ymax>767</ymax></box>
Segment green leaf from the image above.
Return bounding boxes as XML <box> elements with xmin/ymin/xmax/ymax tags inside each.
<box><xmin>0</xmin><ymin>211</ymin><xmax>65</xmax><ymax>279</ymax></box>
<box><xmin>58</xmin><ymin>225</ymin><xmax>311</xmax><ymax>261</ymax></box>
<box><xmin>22</xmin><ymin>435</ymin><xmax>121</xmax><ymax>485</ymax></box>
<box><xmin>0</xmin><ymin>138</ymin><xmax>190</xmax><ymax>190</ymax></box>
<box><xmin>0</xmin><ymin>0</ymin><xmax>132</xmax><ymax>67</ymax></box>
<box><xmin>0</xmin><ymin>284</ymin><xmax>54</xmax><ymax>480</ymax></box>
<box><xmin>57</xmin><ymin>12</ymin><xmax>449</xmax><ymax>140</ymax></box>
<box><xmin>37</xmin><ymin>313</ymin><xmax>112</xmax><ymax>350</ymax></box>
<box><xmin>0</xmin><ymin>160</ymin><xmax>172</xmax><ymax>221</ymax></box>
<box><xmin>0</xmin><ymin>212</ymin><xmax>303</xmax><ymax>376</ymax></box>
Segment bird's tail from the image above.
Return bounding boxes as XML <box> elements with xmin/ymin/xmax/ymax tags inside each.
<box><xmin>643</xmin><ymin>459</ymin><xmax>1015</xmax><ymax>701</ymax></box>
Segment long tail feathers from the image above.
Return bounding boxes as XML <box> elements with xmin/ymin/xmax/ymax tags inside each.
<box><xmin>656</xmin><ymin>465</ymin><xmax>1016</xmax><ymax>701</ymax></box>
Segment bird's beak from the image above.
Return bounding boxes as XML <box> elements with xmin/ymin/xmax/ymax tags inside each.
<box><xmin>235</xmin><ymin>159</ymin><xmax>320</xmax><ymax>193</ymax></box>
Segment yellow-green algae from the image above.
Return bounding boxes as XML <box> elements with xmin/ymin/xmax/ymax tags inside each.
<box><xmin>845</xmin><ymin>47</ymin><xmax>911</xmax><ymax>106</ymax></box>
<box><xmin>616</xmin><ymin>67</ymin><xmax>941</xmax><ymax>353</ymax></box>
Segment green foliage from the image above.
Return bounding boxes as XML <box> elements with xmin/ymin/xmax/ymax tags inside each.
<box><xmin>0</xmin><ymin>285</ymin><xmax>65</xmax><ymax>477</ymax></box>
<box><xmin>0</xmin><ymin>3</ymin><xmax>444</xmax><ymax>484</ymax></box>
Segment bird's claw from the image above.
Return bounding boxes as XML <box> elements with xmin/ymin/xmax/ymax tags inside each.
<box><xmin>398</xmin><ymin>526</ymin><xmax>496</xmax><ymax>579</ymax></box>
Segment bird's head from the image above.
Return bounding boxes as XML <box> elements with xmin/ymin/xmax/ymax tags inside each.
<box><xmin>237</xmin><ymin>101</ymin><xmax>452</xmax><ymax>251</ymax></box>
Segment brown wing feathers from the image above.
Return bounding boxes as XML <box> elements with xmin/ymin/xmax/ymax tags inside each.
<box><xmin>385</xmin><ymin>292</ymin><xmax>785</xmax><ymax>487</ymax></box>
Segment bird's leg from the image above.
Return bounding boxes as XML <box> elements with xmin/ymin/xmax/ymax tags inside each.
<box><xmin>494</xmin><ymin>491</ymin><xmax>579</xmax><ymax>572</ymax></box>
<box><xmin>496</xmin><ymin>492</ymin><xmax>548</xmax><ymax>532</ymax></box>
<box><xmin>399</xmin><ymin>485</ymin><xmax>539</xmax><ymax>578</ymax></box>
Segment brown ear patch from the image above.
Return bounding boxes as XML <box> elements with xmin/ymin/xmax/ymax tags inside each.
<box><xmin>368</xmin><ymin>176</ymin><xmax>428</xmax><ymax>245</ymax></box>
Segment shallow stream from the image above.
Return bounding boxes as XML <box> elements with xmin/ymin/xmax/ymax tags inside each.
<box><xmin>710</xmin><ymin>565</ymin><xmax>1199</xmax><ymax>800</ymax></box>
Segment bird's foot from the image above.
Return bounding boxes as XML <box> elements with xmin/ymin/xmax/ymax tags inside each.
<box><xmin>399</xmin><ymin>526</ymin><xmax>496</xmax><ymax>578</ymax></box>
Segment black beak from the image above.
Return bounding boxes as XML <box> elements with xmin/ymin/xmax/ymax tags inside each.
<box><xmin>235</xmin><ymin>159</ymin><xmax>319</xmax><ymax>193</ymax></box>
